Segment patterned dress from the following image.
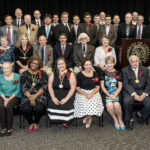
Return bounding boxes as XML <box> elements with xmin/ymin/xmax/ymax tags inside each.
<box><xmin>20</xmin><ymin>70</ymin><xmax>48</xmax><ymax>105</ymax></box>
<box><xmin>0</xmin><ymin>47</ymin><xmax>15</xmax><ymax>73</ymax></box>
<box><xmin>101</xmin><ymin>70</ymin><xmax>122</xmax><ymax>103</ymax></box>
<box><xmin>74</xmin><ymin>72</ymin><xmax>104</xmax><ymax>118</ymax></box>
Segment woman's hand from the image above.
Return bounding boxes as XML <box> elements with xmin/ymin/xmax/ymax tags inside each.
<box><xmin>60</xmin><ymin>98</ymin><xmax>68</xmax><ymax>105</ymax></box>
<box><xmin>4</xmin><ymin>98</ymin><xmax>10</xmax><ymax>107</ymax></box>
<box><xmin>109</xmin><ymin>94</ymin><xmax>116</xmax><ymax>100</ymax></box>
<box><xmin>0</xmin><ymin>64</ymin><xmax>3</xmax><ymax>67</ymax></box>
<box><xmin>101</xmin><ymin>66</ymin><xmax>105</xmax><ymax>71</ymax></box>
<box><xmin>86</xmin><ymin>93</ymin><xmax>93</xmax><ymax>100</ymax></box>
<box><xmin>52</xmin><ymin>97</ymin><xmax>60</xmax><ymax>105</ymax></box>
<box><xmin>23</xmin><ymin>65</ymin><xmax>28</xmax><ymax>70</ymax></box>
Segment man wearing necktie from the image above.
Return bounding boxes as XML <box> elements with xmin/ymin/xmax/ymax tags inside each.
<box><xmin>32</xmin><ymin>10</ymin><xmax>44</xmax><ymax>27</ymax></box>
<box><xmin>38</xmin><ymin>14</ymin><xmax>55</xmax><ymax>46</ymax></box>
<box><xmin>54</xmin><ymin>11</ymin><xmax>73</xmax><ymax>44</ymax></box>
<box><xmin>78</xmin><ymin>12</ymin><xmax>98</xmax><ymax>46</ymax></box>
<box><xmin>0</xmin><ymin>15</ymin><xmax>18</xmax><ymax>47</ymax></box>
<box><xmin>122</xmin><ymin>55</ymin><xmax>150</xmax><ymax>130</ymax></box>
<box><xmin>33</xmin><ymin>35</ymin><xmax>53</xmax><ymax>76</ymax></box>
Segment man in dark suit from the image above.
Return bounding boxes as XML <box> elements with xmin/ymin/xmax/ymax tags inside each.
<box><xmin>52</xmin><ymin>13</ymin><xmax>59</xmax><ymax>27</ymax></box>
<box><xmin>100</xmin><ymin>15</ymin><xmax>117</xmax><ymax>47</ymax></box>
<box><xmin>12</xmin><ymin>8</ymin><xmax>24</xmax><ymax>27</ymax></box>
<box><xmin>117</xmin><ymin>13</ymin><xmax>135</xmax><ymax>42</ymax></box>
<box><xmin>78</xmin><ymin>12</ymin><xmax>98</xmax><ymax>46</ymax></box>
<box><xmin>54</xmin><ymin>11</ymin><xmax>73</xmax><ymax>44</ymax></box>
<box><xmin>53</xmin><ymin>33</ymin><xmax>74</xmax><ymax>69</ymax></box>
<box><xmin>143</xmin><ymin>16</ymin><xmax>150</xmax><ymax>38</ymax></box>
<box><xmin>122</xmin><ymin>55</ymin><xmax>150</xmax><ymax>130</ymax></box>
<box><xmin>32</xmin><ymin>10</ymin><xmax>44</xmax><ymax>27</ymax></box>
<box><xmin>71</xmin><ymin>15</ymin><xmax>80</xmax><ymax>44</ymax></box>
<box><xmin>132</xmin><ymin>11</ymin><xmax>138</xmax><ymax>25</ymax></box>
<box><xmin>113</xmin><ymin>14</ymin><xmax>120</xmax><ymax>30</ymax></box>
<box><xmin>132</xmin><ymin>15</ymin><xmax>145</xmax><ymax>39</ymax></box>
<box><xmin>38</xmin><ymin>14</ymin><xmax>55</xmax><ymax>47</ymax></box>
<box><xmin>0</xmin><ymin>15</ymin><xmax>18</xmax><ymax>47</ymax></box>
<box><xmin>33</xmin><ymin>35</ymin><xmax>53</xmax><ymax>75</ymax></box>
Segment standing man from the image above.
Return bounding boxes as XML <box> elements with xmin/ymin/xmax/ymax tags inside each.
<box><xmin>78</xmin><ymin>12</ymin><xmax>98</xmax><ymax>46</ymax></box>
<box><xmin>122</xmin><ymin>55</ymin><xmax>150</xmax><ymax>130</ymax></box>
<box><xmin>13</xmin><ymin>8</ymin><xmax>24</xmax><ymax>27</ymax></box>
<box><xmin>54</xmin><ymin>12</ymin><xmax>73</xmax><ymax>44</ymax></box>
<box><xmin>52</xmin><ymin>13</ymin><xmax>59</xmax><ymax>27</ymax></box>
<box><xmin>99</xmin><ymin>11</ymin><xmax>106</xmax><ymax>25</ymax></box>
<box><xmin>38</xmin><ymin>14</ymin><xmax>55</xmax><ymax>46</ymax></box>
<box><xmin>0</xmin><ymin>15</ymin><xmax>18</xmax><ymax>47</ymax></box>
<box><xmin>132</xmin><ymin>11</ymin><xmax>139</xmax><ymax>25</ymax></box>
<box><xmin>32</xmin><ymin>10</ymin><xmax>44</xmax><ymax>27</ymax></box>
<box><xmin>113</xmin><ymin>15</ymin><xmax>120</xmax><ymax>30</ymax></box>
<box><xmin>100</xmin><ymin>15</ymin><xmax>117</xmax><ymax>47</ymax></box>
<box><xmin>18</xmin><ymin>14</ymin><xmax>38</xmax><ymax>47</ymax></box>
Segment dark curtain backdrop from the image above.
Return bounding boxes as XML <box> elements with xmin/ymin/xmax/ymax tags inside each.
<box><xmin>0</xmin><ymin>0</ymin><xmax>150</xmax><ymax>24</ymax></box>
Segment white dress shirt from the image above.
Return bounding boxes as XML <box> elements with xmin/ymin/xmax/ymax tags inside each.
<box><xmin>136</xmin><ymin>25</ymin><xmax>143</xmax><ymax>39</ymax></box>
<box><xmin>105</xmin><ymin>25</ymin><xmax>110</xmax><ymax>35</ymax></box>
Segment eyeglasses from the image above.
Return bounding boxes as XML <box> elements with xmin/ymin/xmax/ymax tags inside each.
<box><xmin>31</xmin><ymin>62</ymin><xmax>39</xmax><ymax>66</ymax></box>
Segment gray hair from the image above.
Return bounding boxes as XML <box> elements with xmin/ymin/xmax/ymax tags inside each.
<box><xmin>77</xmin><ymin>33</ymin><xmax>90</xmax><ymax>44</ymax></box>
<box><xmin>128</xmin><ymin>55</ymin><xmax>139</xmax><ymax>62</ymax></box>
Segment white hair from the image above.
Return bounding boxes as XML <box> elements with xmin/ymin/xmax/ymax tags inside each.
<box><xmin>77</xmin><ymin>33</ymin><xmax>90</xmax><ymax>44</ymax></box>
<box><xmin>128</xmin><ymin>55</ymin><xmax>139</xmax><ymax>62</ymax></box>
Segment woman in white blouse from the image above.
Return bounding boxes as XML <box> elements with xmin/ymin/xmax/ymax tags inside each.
<box><xmin>94</xmin><ymin>36</ymin><xmax>116</xmax><ymax>75</ymax></box>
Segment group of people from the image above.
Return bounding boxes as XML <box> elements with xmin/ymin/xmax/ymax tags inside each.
<box><xmin>0</xmin><ymin>8</ymin><xmax>150</xmax><ymax>137</ymax></box>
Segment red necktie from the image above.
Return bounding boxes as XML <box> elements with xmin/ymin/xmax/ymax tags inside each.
<box><xmin>37</xmin><ymin>21</ymin><xmax>40</xmax><ymax>27</ymax></box>
<box><xmin>137</xmin><ymin>25</ymin><xmax>141</xmax><ymax>39</ymax></box>
<box><xmin>62</xmin><ymin>45</ymin><xmax>65</xmax><ymax>56</ymax></box>
<box><xmin>7</xmin><ymin>27</ymin><xmax>11</xmax><ymax>45</ymax></box>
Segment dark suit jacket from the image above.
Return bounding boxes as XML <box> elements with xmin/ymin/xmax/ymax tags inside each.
<box><xmin>71</xmin><ymin>24</ymin><xmax>80</xmax><ymax>44</ymax></box>
<box><xmin>142</xmin><ymin>25</ymin><xmax>150</xmax><ymax>38</ymax></box>
<box><xmin>132</xmin><ymin>24</ymin><xmax>146</xmax><ymax>39</ymax></box>
<box><xmin>73</xmin><ymin>44</ymin><xmax>95</xmax><ymax>67</ymax></box>
<box><xmin>99</xmin><ymin>24</ymin><xmax>117</xmax><ymax>47</ymax></box>
<box><xmin>38</xmin><ymin>25</ymin><xmax>55</xmax><ymax>46</ymax></box>
<box><xmin>13</xmin><ymin>19</ymin><xmax>24</xmax><ymax>27</ymax></box>
<box><xmin>117</xmin><ymin>23</ymin><xmax>135</xmax><ymax>42</ymax></box>
<box><xmin>122</xmin><ymin>66</ymin><xmax>150</xmax><ymax>96</ymax></box>
<box><xmin>32</xmin><ymin>19</ymin><xmax>44</xmax><ymax>27</ymax></box>
<box><xmin>78</xmin><ymin>23</ymin><xmax>98</xmax><ymax>46</ymax></box>
<box><xmin>53</xmin><ymin>44</ymin><xmax>74</xmax><ymax>68</ymax></box>
<box><xmin>54</xmin><ymin>23</ymin><xmax>73</xmax><ymax>44</ymax></box>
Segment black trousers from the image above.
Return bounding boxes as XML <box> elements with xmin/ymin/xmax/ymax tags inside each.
<box><xmin>123</xmin><ymin>95</ymin><xmax>150</xmax><ymax>122</ymax></box>
<box><xmin>0</xmin><ymin>97</ymin><xmax>20</xmax><ymax>130</ymax></box>
<box><xmin>20</xmin><ymin>101</ymin><xmax>45</xmax><ymax>124</ymax></box>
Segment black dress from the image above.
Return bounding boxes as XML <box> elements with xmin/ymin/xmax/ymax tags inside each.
<box><xmin>14</xmin><ymin>46</ymin><xmax>33</xmax><ymax>73</ymax></box>
<box><xmin>47</xmin><ymin>71</ymin><xmax>75</xmax><ymax>124</ymax></box>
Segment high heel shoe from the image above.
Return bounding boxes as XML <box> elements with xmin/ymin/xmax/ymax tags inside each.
<box><xmin>27</xmin><ymin>128</ymin><xmax>33</xmax><ymax>133</ymax></box>
<box><xmin>120</xmin><ymin>126</ymin><xmax>125</xmax><ymax>131</ymax></box>
<box><xmin>85</xmin><ymin>123</ymin><xmax>91</xmax><ymax>128</ymax></box>
<box><xmin>63</xmin><ymin>124</ymin><xmax>69</xmax><ymax>129</ymax></box>
<box><xmin>83</xmin><ymin>117</ymin><xmax>88</xmax><ymax>124</ymax></box>
<box><xmin>115</xmin><ymin>126</ymin><xmax>120</xmax><ymax>130</ymax></box>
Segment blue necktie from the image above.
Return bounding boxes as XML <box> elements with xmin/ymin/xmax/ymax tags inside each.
<box><xmin>46</xmin><ymin>27</ymin><xmax>50</xmax><ymax>39</ymax></box>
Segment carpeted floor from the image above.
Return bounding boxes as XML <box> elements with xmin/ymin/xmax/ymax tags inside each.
<box><xmin>0</xmin><ymin>113</ymin><xmax>150</xmax><ymax>150</ymax></box>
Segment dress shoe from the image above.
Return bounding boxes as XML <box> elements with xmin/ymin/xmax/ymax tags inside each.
<box><xmin>5</xmin><ymin>130</ymin><xmax>12</xmax><ymax>136</ymax></box>
<box><xmin>136</xmin><ymin>111</ymin><xmax>143</xmax><ymax>124</ymax></box>
<box><xmin>33</xmin><ymin>127</ymin><xmax>39</xmax><ymax>132</ymax></box>
<box><xmin>27</xmin><ymin>128</ymin><xmax>33</xmax><ymax>133</ymax></box>
<box><xmin>0</xmin><ymin>130</ymin><xmax>7</xmax><ymax>137</ymax></box>
<box><xmin>85</xmin><ymin>123</ymin><xmax>91</xmax><ymax>128</ymax></box>
<box><xmin>126</xmin><ymin>121</ymin><xmax>134</xmax><ymax>130</ymax></box>
<box><xmin>120</xmin><ymin>126</ymin><xmax>125</xmax><ymax>131</ymax></box>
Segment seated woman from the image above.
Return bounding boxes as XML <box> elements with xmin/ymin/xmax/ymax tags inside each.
<box><xmin>0</xmin><ymin>62</ymin><xmax>21</xmax><ymax>136</ymax></box>
<box><xmin>73</xmin><ymin>33</ymin><xmax>95</xmax><ymax>74</ymax></box>
<box><xmin>47</xmin><ymin>57</ymin><xmax>76</xmax><ymax>128</ymax></box>
<box><xmin>94</xmin><ymin>36</ymin><xmax>116</xmax><ymax>76</ymax></box>
<box><xmin>20</xmin><ymin>56</ymin><xmax>48</xmax><ymax>133</ymax></box>
<box><xmin>0</xmin><ymin>36</ymin><xmax>15</xmax><ymax>74</ymax></box>
<box><xmin>74</xmin><ymin>59</ymin><xmax>104</xmax><ymax>128</ymax></box>
<box><xmin>100</xmin><ymin>56</ymin><xmax>125</xmax><ymax>130</ymax></box>
<box><xmin>14</xmin><ymin>34</ymin><xmax>33</xmax><ymax>74</ymax></box>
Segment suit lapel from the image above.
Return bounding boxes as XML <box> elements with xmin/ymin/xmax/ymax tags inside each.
<box><xmin>128</xmin><ymin>66</ymin><xmax>136</xmax><ymax>80</ymax></box>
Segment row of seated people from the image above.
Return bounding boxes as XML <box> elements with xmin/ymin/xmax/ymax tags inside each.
<box><xmin>0</xmin><ymin>54</ymin><xmax>150</xmax><ymax>137</ymax></box>
<box><xmin>0</xmin><ymin>33</ymin><xmax>116</xmax><ymax>76</ymax></box>
<box><xmin>0</xmin><ymin>11</ymin><xmax>150</xmax><ymax>51</ymax></box>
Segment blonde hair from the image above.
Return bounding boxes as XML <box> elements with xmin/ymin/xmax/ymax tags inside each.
<box><xmin>2</xmin><ymin>62</ymin><xmax>13</xmax><ymax>70</ymax></box>
<box><xmin>16</xmin><ymin>34</ymin><xmax>30</xmax><ymax>47</ymax></box>
<box><xmin>0</xmin><ymin>36</ymin><xmax>8</xmax><ymax>42</ymax></box>
<box><xmin>105</xmin><ymin>56</ymin><xmax>115</xmax><ymax>64</ymax></box>
<box><xmin>77</xmin><ymin>33</ymin><xmax>90</xmax><ymax>44</ymax></box>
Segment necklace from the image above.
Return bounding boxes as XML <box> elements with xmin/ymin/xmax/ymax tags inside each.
<box><xmin>58</xmin><ymin>73</ymin><xmax>65</xmax><ymax>89</ymax></box>
<box><xmin>31</xmin><ymin>73</ymin><xmax>37</xmax><ymax>87</ymax></box>
<box><xmin>19</xmin><ymin>46</ymin><xmax>28</xmax><ymax>60</ymax></box>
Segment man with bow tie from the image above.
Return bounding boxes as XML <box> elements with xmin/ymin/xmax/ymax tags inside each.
<box><xmin>122</xmin><ymin>55</ymin><xmax>150</xmax><ymax>130</ymax></box>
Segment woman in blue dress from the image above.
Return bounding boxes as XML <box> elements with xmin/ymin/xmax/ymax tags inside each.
<box><xmin>0</xmin><ymin>36</ymin><xmax>15</xmax><ymax>74</ymax></box>
<box><xmin>100</xmin><ymin>56</ymin><xmax>125</xmax><ymax>130</ymax></box>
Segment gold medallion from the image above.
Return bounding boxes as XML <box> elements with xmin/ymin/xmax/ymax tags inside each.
<box><xmin>135</xmin><ymin>79</ymin><xmax>139</xmax><ymax>83</ymax></box>
<box><xmin>32</xmin><ymin>82</ymin><xmax>36</xmax><ymax>87</ymax></box>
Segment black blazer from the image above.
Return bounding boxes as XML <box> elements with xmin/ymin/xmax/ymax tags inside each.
<box><xmin>122</xmin><ymin>66</ymin><xmax>150</xmax><ymax>96</ymax></box>
<box><xmin>32</xmin><ymin>19</ymin><xmax>44</xmax><ymax>27</ymax></box>
<box><xmin>142</xmin><ymin>25</ymin><xmax>150</xmax><ymax>38</ymax></box>
<box><xmin>54</xmin><ymin>23</ymin><xmax>73</xmax><ymax>44</ymax></box>
<box><xmin>12</xmin><ymin>19</ymin><xmax>24</xmax><ymax>27</ymax></box>
<box><xmin>78</xmin><ymin>23</ymin><xmax>98</xmax><ymax>46</ymax></box>
<box><xmin>132</xmin><ymin>24</ymin><xmax>146</xmax><ymax>38</ymax></box>
<box><xmin>117</xmin><ymin>22</ymin><xmax>135</xmax><ymax>42</ymax></box>
<box><xmin>38</xmin><ymin>25</ymin><xmax>55</xmax><ymax>46</ymax></box>
<box><xmin>53</xmin><ymin>44</ymin><xmax>74</xmax><ymax>68</ymax></box>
